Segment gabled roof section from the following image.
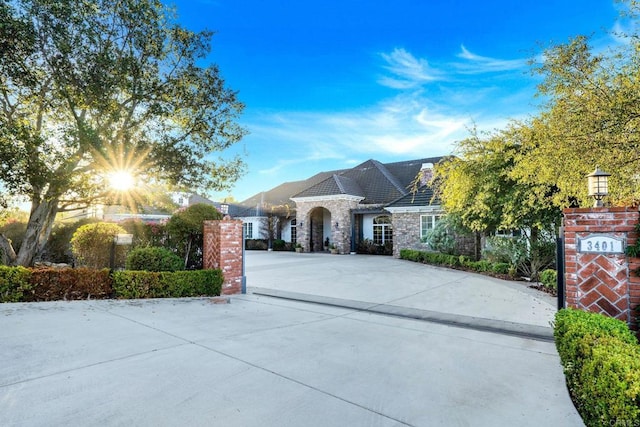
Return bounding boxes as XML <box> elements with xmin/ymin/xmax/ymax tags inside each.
<box><xmin>386</xmin><ymin>185</ymin><xmax>440</xmax><ymax>208</ymax></box>
<box><xmin>292</xmin><ymin>174</ymin><xmax>365</xmax><ymax>199</ymax></box>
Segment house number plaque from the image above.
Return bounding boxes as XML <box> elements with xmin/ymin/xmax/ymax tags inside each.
<box><xmin>577</xmin><ymin>234</ymin><xmax>625</xmax><ymax>254</ymax></box>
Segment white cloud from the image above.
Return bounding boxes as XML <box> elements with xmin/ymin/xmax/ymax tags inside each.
<box><xmin>454</xmin><ymin>45</ymin><xmax>529</xmax><ymax>73</ymax></box>
<box><xmin>378</xmin><ymin>48</ymin><xmax>444</xmax><ymax>88</ymax></box>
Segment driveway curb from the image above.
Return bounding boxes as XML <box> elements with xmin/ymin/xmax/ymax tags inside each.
<box><xmin>251</xmin><ymin>287</ymin><xmax>555</xmax><ymax>342</ymax></box>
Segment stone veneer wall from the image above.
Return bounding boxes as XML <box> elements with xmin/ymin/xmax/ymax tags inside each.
<box><xmin>295</xmin><ymin>198</ymin><xmax>364</xmax><ymax>254</ymax></box>
<box><xmin>203</xmin><ymin>218</ymin><xmax>244</xmax><ymax>295</ymax></box>
<box><xmin>563</xmin><ymin>207</ymin><xmax>640</xmax><ymax>326</ymax></box>
<box><xmin>391</xmin><ymin>212</ymin><xmax>426</xmax><ymax>257</ymax></box>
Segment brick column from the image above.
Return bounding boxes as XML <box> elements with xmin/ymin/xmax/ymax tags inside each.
<box><xmin>203</xmin><ymin>218</ymin><xmax>244</xmax><ymax>295</ymax></box>
<box><xmin>563</xmin><ymin>207</ymin><xmax>639</xmax><ymax>324</ymax></box>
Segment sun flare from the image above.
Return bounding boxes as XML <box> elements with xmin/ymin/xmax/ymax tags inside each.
<box><xmin>107</xmin><ymin>170</ymin><xmax>135</xmax><ymax>192</ymax></box>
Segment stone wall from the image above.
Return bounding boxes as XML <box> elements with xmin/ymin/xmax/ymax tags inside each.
<box><xmin>295</xmin><ymin>198</ymin><xmax>363</xmax><ymax>254</ymax></box>
<box><xmin>563</xmin><ymin>207</ymin><xmax>639</xmax><ymax>325</ymax></box>
<box><xmin>391</xmin><ymin>212</ymin><xmax>426</xmax><ymax>257</ymax></box>
<box><xmin>203</xmin><ymin>218</ymin><xmax>244</xmax><ymax>295</ymax></box>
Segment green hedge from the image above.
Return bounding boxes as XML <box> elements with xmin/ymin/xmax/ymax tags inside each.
<box><xmin>112</xmin><ymin>270</ymin><xmax>222</xmax><ymax>299</ymax></box>
<box><xmin>0</xmin><ymin>266</ymin><xmax>223</xmax><ymax>302</ymax></box>
<box><xmin>554</xmin><ymin>309</ymin><xmax>640</xmax><ymax>426</ymax></box>
<box><xmin>399</xmin><ymin>249</ymin><xmax>514</xmax><ymax>276</ymax></box>
<box><xmin>0</xmin><ymin>266</ymin><xmax>32</xmax><ymax>302</ymax></box>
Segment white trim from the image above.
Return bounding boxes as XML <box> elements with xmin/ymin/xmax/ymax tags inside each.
<box><xmin>385</xmin><ymin>206</ymin><xmax>442</xmax><ymax>214</ymax></box>
<box><xmin>291</xmin><ymin>195</ymin><xmax>365</xmax><ymax>203</ymax></box>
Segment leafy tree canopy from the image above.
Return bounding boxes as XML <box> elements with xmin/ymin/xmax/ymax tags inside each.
<box><xmin>0</xmin><ymin>0</ymin><xmax>246</xmax><ymax>265</ymax></box>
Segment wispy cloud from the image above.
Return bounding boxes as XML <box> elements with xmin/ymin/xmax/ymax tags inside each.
<box><xmin>454</xmin><ymin>45</ymin><xmax>529</xmax><ymax>73</ymax></box>
<box><xmin>378</xmin><ymin>48</ymin><xmax>444</xmax><ymax>89</ymax></box>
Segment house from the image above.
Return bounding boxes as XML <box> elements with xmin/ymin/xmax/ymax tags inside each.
<box><xmin>234</xmin><ymin>157</ymin><xmax>446</xmax><ymax>257</ymax></box>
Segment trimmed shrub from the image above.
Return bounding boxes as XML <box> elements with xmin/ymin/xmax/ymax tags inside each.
<box><xmin>491</xmin><ymin>262</ymin><xmax>511</xmax><ymax>275</ymax></box>
<box><xmin>245</xmin><ymin>239</ymin><xmax>268</xmax><ymax>250</ymax></box>
<box><xmin>28</xmin><ymin>268</ymin><xmax>112</xmax><ymax>301</ymax></box>
<box><xmin>71</xmin><ymin>222</ymin><xmax>129</xmax><ymax>269</ymax></box>
<box><xmin>540</xmin><ymin>269</ymin><xmax>557</xmax><ymax>290</ymax></box>
<box><xmin>126</xmin><ymin>247</ymin><xmax>184</xmax><ymax>272</ymax></box>
<box><xmin>554</xmin><ymin>309</ymin><xmax>640</xmax><ymax>426</ymax></box>
<box><xmin>112</xmin><ymin>269</ymin><xmax>223</xmax><ymax>299</ymax></box>
<box><xmin>0</xmin><ymin>266</ymin><xmax>32</xmax><ymax>302</ymax></box>
<box><xmin>272</xmin><ymin>239</ymin><xmax>286</xmax><ymax>251</ymax></box>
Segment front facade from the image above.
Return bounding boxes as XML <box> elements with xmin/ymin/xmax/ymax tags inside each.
<box><xmin>234</xmin><ymin>157</ymin><xmax>446</xmax><ymax>257</ymax></box>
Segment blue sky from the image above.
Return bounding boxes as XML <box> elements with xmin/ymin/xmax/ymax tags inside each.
<box><xmin>170</xmin><ymin>0</ymin><xmax>622</xmax><ymax>202</ymax></box>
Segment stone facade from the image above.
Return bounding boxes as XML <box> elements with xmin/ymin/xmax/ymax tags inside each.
<box><xmin>563</xmin><ymin>207</ymin><xmax>640</xmax><ymax>326</ymax></box>
<box><xmin>391</xmin><ymin>212</ymin><xmax>427</xmax><ymax>257</ymax></box>
<box><xmin>203</xmin><ymin>218</ymin><xmax>244</xmax><ymax>295</ymax></box>
<box><xmin>294</xmin><ymin>197</ymin><xmax>363</xmax><ymax>254</ymax></box>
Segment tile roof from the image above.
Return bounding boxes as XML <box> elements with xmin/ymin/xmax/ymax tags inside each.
<box><xmin>241</xmin><ymin>156</ymin><xmax>445</xmax><ymax>211</ymax></box>
<box><xmin>386</xmin><ymin>185</ymin><xmax>440</xmax><ymax>208</ymax></box>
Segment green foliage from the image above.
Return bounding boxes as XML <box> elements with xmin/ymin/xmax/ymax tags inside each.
<box><xmin>0</xmin><ymin>0</ymin><xmax>245</xmax><ymax>266</ymax></box>
<box><xmin>272</xmin><ymin>239</ymin><xmax>286</xmax><ymax>251</ymax></box>
<box><xmin>0</xmin><ymin>265</ymin><xmax>32</xmax><ymax>302</ymax></box>
<box><xmin>423</xmin><ymin>216</ymin><xmax>457</xmax><ymax>255</ymax></box>
<box><xmin>126</xmin><ymin>247</ymin><xmax>184</xmax><ymax>272</ymax></box>
<box><xmin>400</xmin><ymin>249</ymin><xmax>515</xmax><ymax>277</ymax></box>
<box><xmin>166</xmin><ymin>203</ymin><xmax>222</xmax><ymax>268</ymax></box>
<box><xmin>554</xmin><ymin>309</ymin><xmax>640</xmax><ymax>426</ymax></box>
<box><xmin>112</xmin><ymin>270</ymin><xmax>222</xmax><ymax>299</ymax></box>
<box><xmin>28</xmin><ymin>268</ymin><xmax>112</xmax><ymax>301</ymax></box>
<box><xmin>70</xmin><ymin>222</ymin><xmax>128</xmax><ymax>269</ymax></box>
<box><xmin>119</xmin><ymin>219</ymin><xmax>168</xmax><ymax>249</ymax></box>
<box><xmin>540</xmin><ymin>269</ymin><xmax>558</xmax><ymax>290</ymax></box>
<box><xmin>40</xmin><ymin>218</ymin><xmax>100</xmax><ymax>264</ymax></box>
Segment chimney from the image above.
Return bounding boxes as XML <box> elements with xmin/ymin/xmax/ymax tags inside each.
<box><xmin>420</xmin><ymin>163</ymin><xmax>434</xmax><ymax>186</ymax></box>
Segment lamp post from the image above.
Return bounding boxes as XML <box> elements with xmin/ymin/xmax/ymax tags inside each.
<box><xmin>587</xmin><ymin>167</ymin><xmax>610</xmax><ymax>207</ymax></box>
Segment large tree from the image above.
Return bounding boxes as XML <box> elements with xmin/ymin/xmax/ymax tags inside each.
<box><xmin>513</xmin><ymin>4</ymin><xmax>640</xmax><ymax>206</ymax></box>
<box><xmin>0</xmin><ymin>0</ymin><xmax>246</xmax><ymax>266</ymax></box>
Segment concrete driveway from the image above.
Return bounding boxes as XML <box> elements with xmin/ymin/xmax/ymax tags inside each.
<box><xmin>1</xmin><ymin>252</ymin><xmax>583</xmax><ymax>426</ymax></box>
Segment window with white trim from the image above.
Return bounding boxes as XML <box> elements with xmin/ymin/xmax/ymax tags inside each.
<box><xmin>290</xmin><ymin>219</ymin><xmax>297</xmax><ymax>244</ymax></box>
<box><xmin>373</xmin><ymin>215</ymin><xmax>393</xmax><ymax>245</ymax></box>
<box><xmin>243</xmin><ymin>222</ymin><xmax>253</xmax><ymax>239</ymax></box>
<box><xmin>420</xmin><ymin>214</ymin><xmax>441</xmax><ymax>239</ymax></box>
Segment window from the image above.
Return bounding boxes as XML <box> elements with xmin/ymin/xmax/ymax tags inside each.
<box><xmin>420</xmin><ymin>215</ymin><xmax>441</xmax><ymax>239</ymax></box>
<box><xmin>290</xmin><ymin>219</ymin><xmax>297</xmax><ymax>244</ymax></box>
<box><xmin>243</xmin><ymin>222</ymin><xmax>253</xmax><ymax>239</ymax></box>
<box><xmin>373</xmin><ymin>215</ymin><xmax>393</xmax><ymax>245</ymax></box>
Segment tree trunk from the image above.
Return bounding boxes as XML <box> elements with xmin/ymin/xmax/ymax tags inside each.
<box><xmin>15</xmin><ymin>198</ymin><xmax>59</xmax><ymax>266</ymax></box>
<box><xmin>0</xmin><ymin>234</ymin><xmax>17</xmax><ymax>265</ymax></box>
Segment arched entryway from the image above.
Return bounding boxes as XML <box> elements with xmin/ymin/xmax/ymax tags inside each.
<box><xmin>308</xmin><ymin>207</ymin><xmax>333</xmax><ymax>252</ymax></box>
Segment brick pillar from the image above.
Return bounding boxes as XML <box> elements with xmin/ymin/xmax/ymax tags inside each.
<box><xmin>203</xmin><ymin>218</ymin><xmax>244</xmax><ymax>295</ymax></box>
<box><xmin>563</xmin><ymin>207</ymin><xmax>639</xmax><ymax>324</ymax></box>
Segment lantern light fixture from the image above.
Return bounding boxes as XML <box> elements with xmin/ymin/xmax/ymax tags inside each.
<box><xmin>587</xmin><ymin>167</ymin><xmax>610</xmax><ymax>207</ymax></box>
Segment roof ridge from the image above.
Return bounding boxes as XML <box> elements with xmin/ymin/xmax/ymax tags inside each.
<box><xmin>371</xmin><ymin>160</ymin><xmax>408</xmax><ymax>196</ymax></box>
<box><xmin>333</xmin><ymin>174</ymin><xmax>347</xmax><ymax>194</ymax></box>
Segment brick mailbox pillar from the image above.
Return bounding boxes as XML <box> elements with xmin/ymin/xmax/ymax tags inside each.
<box><xmin>563</xmin><ymin>207</ymin><xmax>639</xmax><ymax>325</ymax></box>
<box><xmin>203</xmin><ymin>218</ymin><xmax>244</xmax><ymax>295</ymax></box>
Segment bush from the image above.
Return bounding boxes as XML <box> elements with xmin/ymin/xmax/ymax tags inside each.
<box><xmin>0</xmin><ymin>266</ymin><xmax>32</xmax><ymax>302</ymax></box>
<box><xmin>28</xmin><ymin>268</ymin><xmax>112</xmax><ymax>301</ymax></box>
<box><xmin>272</xmin><ymin>239</ymin><xmax>286</xmax><ymax>251</ymax></box>
<box><xmin>245</xmin><ymin>239</ymin><xmax>268</xmax><ymax>250</ymax></box>
<box><xmin>540</xmin><ymin>269</ymin><xmax>557</xmax><ymax>290</ymax></box>
<box><xmin>40</xmin><ymin>218</ymin><xmax>100</xmax><ymax>264</ymax></box>
<box><xmin>112</xmin><ymin>269</ymin><xmax>223</xmax><ymax>299</ymax></box>
<box><xmin>491</xmin><ymin>262</ymin><xmax>511</xmax><ymax>275</ymax></box>
<box><xmin>166</xmin><ymin>203</ymin><xmax>222</xmax><ymax>269</ymax></box>
<box><xmin>70</xmin><ymin>222</ymin><xmax>129</xmax><ymax>269</ymax></box>
<box><xmin>126</xmin><ymin>247</ymin><xmax>184</xmax><ymax>272</ymax></box>
<box><xmin>554</xmin><ymin>309</ymin><xmax>640</xmax><ymax>426</ymax></box>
